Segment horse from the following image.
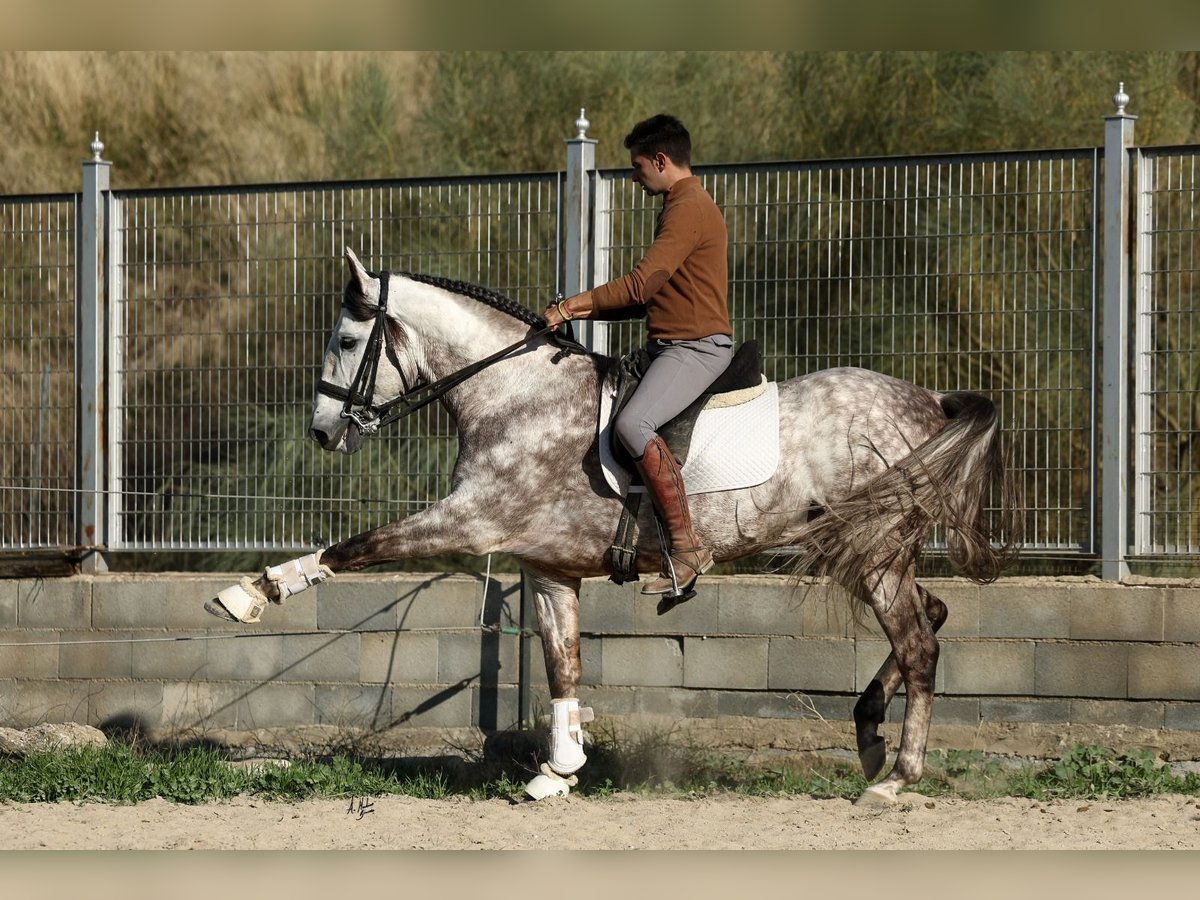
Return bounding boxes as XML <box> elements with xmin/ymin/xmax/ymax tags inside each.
<box><xmin>207</xmin><ymin>247</ymin><xmax>1019</xmax><ymax>806</ymax></box>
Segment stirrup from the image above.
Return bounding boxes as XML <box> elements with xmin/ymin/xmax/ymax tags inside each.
<box><xmin>644</xmin><ymin>547</ymin><xmax>713</xmax><ymax>615</ymax></box>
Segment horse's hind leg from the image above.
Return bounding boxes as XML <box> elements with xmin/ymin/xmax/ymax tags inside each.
<box><xmin>854</xmin><ymin>569</ymin><xmax>941</xmax><ymax>806</ymax></box>
<box><xmin>854</xmin><ymin>583</ymin><xmax>947</xmax><ymax>779</ymax></box>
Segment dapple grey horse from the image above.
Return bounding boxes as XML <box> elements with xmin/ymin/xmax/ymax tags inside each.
<box><xmin>208</xmin><ymin>248</ymin><xmax>1019</xmax><ymax>805</ymax></box>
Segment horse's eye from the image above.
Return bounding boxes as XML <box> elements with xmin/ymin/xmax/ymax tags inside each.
<box><xmin>339</xmin><ymin>337</ymin><xmax>357</xmax><ymax>351</ymax></box>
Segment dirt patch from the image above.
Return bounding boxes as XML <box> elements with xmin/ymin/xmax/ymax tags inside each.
<box><xmin>5</xmin><ymin>717</ymin><xmax>1200</xmax><ymax>851</ymax></box>
<box><xmin>2</xmin><ymin>791</ymin><xmax>1200</xmax><ymax>849</ymax></box>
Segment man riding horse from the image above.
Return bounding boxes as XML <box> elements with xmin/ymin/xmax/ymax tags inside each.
<box><xmin>545</xmin><ymin>113</ymin><xmax>733</xmax><ymax>598</ymax></box>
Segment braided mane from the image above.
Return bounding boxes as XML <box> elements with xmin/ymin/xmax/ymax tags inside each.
<box><xmin>401</xmin><ymin>272</ymin><xmax>545</xmax><ymax>328</ymax></box>
<box><xmin>343</xmin><ymin>270</ymin><xmax>544</xmax><ymax>327</ymax></box>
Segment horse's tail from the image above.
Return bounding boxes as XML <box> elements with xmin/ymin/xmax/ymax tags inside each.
<box><xmin>790</xmin><ymin>391</ymin><xmax>1022</xmax><ymax>597</ymax></box>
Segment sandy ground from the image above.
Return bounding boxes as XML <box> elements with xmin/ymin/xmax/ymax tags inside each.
<box><xmin>3</xmin><ymin>790</ymin><xmax>1200</xmax><ymax>850</ymax></box>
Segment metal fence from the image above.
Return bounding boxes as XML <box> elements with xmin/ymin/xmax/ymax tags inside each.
<box><xmin>109</xmin><ymin>175</ymin><xmax>561</xmax><ymax>552</ymax></box>
<box><xmin>1</xmin><ymin>91</ymin><xmax>1197</xmax><ymax>577</ymax></box>
<box><xmin>1135</xmin><ymin>146</ymin><xmax>1200</xmax><ymax>556</ymax></box>
<box><xmin>593</xmin><ymin>151</ymin><xmax>1100</xmax><ymax>553</ymax></box>
<box><xmin>0</xmin><ymin>193</ymin><xmax>78</xmax><ymax>550</ymax></box>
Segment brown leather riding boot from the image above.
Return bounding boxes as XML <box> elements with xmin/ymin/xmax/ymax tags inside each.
<box><xmin>635</xmin><ymin>435</ymin><xmax>714</xmax><ymax>596</ymax></box>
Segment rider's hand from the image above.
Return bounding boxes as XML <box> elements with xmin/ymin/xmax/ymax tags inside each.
<box><xmin>544</xmin><ymin>302</ymin><xmax>565</xmax><ymax>332</ymax></box>
<box><xmin>544</xmin><ymin>291</ymin><xmax>592</xmax><ymax>332</ymax></box>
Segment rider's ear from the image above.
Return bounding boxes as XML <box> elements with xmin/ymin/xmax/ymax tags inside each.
<box><xmin>344</xmin><ymin>247</ymin><xmax>371</xmax><ymax>294</ymax></box>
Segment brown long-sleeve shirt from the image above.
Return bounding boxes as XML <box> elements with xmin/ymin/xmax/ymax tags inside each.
<box><xmin>591</xmin><ymin>176</ymin><xmax>731</xmax><ymax>341</ymax></box>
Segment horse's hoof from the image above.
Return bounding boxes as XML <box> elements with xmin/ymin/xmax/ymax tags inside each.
<box><xmin>205</xmin><ymin>578</ymin><xmax>268</xmax><ymax>624</ymax></box>
<box><xmin>203</xmin><ymin>599</ymin><xmax>239</xmax><ymax>622</ymax></box>
<box><xmin>524</xmin><ymin>770</ymin><xmax>573</xmax><ymax>801</ymax></box>
<box><xmin>858</xmin><ymin>736</ymin><xmax>887</xmax><ymax>780</ymax></box>
<box><xmin>854</xmin><ymin>782</ymin><xmax>899</xmax><ymax>807</ymax></box>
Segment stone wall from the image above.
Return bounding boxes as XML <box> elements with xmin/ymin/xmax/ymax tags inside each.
<box><xmin>1</xmin><ymin>573</ymin><xmax>1198</xmax><ymax>743</ymax></box>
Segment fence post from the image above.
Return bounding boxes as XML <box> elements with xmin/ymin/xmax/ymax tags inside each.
<box><xmin>1101</xmin><ymin>85</ymin><xmax>1135</xmax><ymax>581</ymax></box>
<box><xmin>78</xmin><ymin>133</ymin><xmax>110</xmax><ymax>574</ymax></box>
<box><xmin>563</xmin><ymin>108</ymin><xmax>604</xmax><ymax>353</ymax></box>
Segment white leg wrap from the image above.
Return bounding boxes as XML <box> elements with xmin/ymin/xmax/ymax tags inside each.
<box><xmin>547</xmin><ymin>698</ymin><xmax>593</xmax><ymax>776</ymax></box>
<box><xmin>265</xmin><ymin>551</ymin><xmax>334</xmax><ymax>601</ymax></box>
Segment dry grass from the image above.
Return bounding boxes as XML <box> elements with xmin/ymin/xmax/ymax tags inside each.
<box><xmin>4</xmin><ymin>51</ymin><xmax>1200</xmax><ymax>195</ymax></box>
<box><xmin>0</xmin><ymin>51</ymin><xmax>430</xmax><ymax>193</ymax></box>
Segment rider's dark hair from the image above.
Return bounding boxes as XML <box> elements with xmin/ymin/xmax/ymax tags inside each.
<box><xmin>624</xmin><ymin>114</ymin><xmax>692</xmax><ymax>168</ymax></box>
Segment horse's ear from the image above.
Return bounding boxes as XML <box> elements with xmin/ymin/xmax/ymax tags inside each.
<box><xmin>344</xmin><ymin>247</ymin><xmax>371</xmax><ymax>293</ymax></box>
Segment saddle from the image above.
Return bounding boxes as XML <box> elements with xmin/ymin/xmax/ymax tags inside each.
<box><xmin>606</xmin><ymin>340</ymin><xmax>764</xmax><ymax>470</ymax></box>
<box><xmin>604</xmin><ymin>341</ymin><xmax>766</xmax><ymax>605</ymax></box>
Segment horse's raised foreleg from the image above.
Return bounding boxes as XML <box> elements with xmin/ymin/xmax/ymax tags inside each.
<box><xmin>854</xmin><ymin>570</ymin><xmax>941</xmax><ymax>806</ymax></box>
<box><xmin>206</xmin><ymin>494</ymin><xmax>501</xmax><ymax>622</ymax></box>
<box><xmin>854</xmin><ymin>582</ymin><xmax>947</xmax><ymax>779</ymax></box>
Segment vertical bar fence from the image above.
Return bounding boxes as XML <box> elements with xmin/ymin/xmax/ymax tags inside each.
<box><xmin>593</xmin><ymin>150</ymin><xmax>1100</xmax><ymax>554</ymax></box>
<box><xmin>107</xmin><ymin>175</ymin><xmax>560</xmax><ymax>554</ymax></box>
<box><xmin>1134</xmin><ymin>147</ymin><xmax>1200</xmax><ymax>558</ymax></box>
<box><xmin>0</xmin><ymin>193</ymin><xmax>78</xmax><ymax>552</ymax></box>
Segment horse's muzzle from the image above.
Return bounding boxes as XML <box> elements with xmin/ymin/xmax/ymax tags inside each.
<box><xmin>310</xmin><ymin>423</ymin><xmax>363</xmax><ymax>454</ymax></box>
<box><xmin>309</xmin><ymin>426</ymin><xmax>336</xmax><ymax>450</ymax></box>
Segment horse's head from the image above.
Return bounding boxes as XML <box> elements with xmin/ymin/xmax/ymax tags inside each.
<box><xmin>309</xmin><ymin>248</ymin><xmax>413</xmax><ymax>453</ymax></box>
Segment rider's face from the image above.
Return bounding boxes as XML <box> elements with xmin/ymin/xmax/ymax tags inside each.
<box><xmin>630</xmin><ymin>152</ymin><xmax>669</xmax><ymax>195</ymax></box>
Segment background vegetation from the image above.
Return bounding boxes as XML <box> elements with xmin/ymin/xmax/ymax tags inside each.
<box><xmin>3</xmin><ymin>51</ymin><xmax>1200</xmax><ymax>193</ymax></box>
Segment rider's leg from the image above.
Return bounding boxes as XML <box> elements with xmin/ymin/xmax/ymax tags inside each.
<box><xmin>615</xmin><ymin>336</ymin><xmax>732</xmax><ymax>596</ymax></box>
<box><xmin>634</xmin><ymin>435</ymin><xmax>713</xmax><ymax>595</ymax></box>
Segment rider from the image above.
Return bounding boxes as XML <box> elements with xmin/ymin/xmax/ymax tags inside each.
<box><xmin>545</xmin><ymin>113</ymin><xmax>732</xmax><ymax>597</ymax></box>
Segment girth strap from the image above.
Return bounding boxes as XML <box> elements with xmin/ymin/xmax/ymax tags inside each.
<box><xmin>608</xmin><ymin>490</ymin><xmax>643</xmax><ymax>584</ymax></box>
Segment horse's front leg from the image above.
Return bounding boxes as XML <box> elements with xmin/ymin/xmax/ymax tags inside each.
<box><xmin>519</xmin><ymin>565</ymin><xmax>593</xmax><ymax>801</ymax></box>
<box><xmin>205</xmin><ymin>493</ymin><xmax>498</xmax><ymax>623</ymax></box>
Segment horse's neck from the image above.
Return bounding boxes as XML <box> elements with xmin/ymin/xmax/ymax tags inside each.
<box><xmin>397</xmin><ymin>293</ymin><xmax>546</xmax><ymax>415</ymax></box>
<box><xmin>390</xmin><ymin>283</ymin><xmax>519</xmax><ymax>372</ymax></box>
<box><xmin>417</xmin><ymin>313</ymin><xmax>530</xmax><ymax>378</ymax></box>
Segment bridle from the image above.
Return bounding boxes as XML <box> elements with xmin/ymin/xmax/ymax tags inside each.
<box><xmin>316</xmin><ymin>272</ymin><xmax>572</xmax><ymax>435</ymax></box>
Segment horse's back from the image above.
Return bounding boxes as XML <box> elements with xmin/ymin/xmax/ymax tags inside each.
<box><xmin>774</xmin><ymin>366</ymin><xmax>947</xmax><ymax>497</ymax></box>
<box><xmin>787</xmin><ymin>366</ymin><xmax>944</xmax><ymax>426</ymax></box>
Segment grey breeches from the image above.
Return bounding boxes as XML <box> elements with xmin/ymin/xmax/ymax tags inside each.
<box><xmin>615</xmin><ymin>334</ymin><xmax>734</xmax><ymax>458</ymax></box>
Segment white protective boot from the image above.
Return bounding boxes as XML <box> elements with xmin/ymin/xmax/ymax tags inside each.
<box><xmin>524</xmin><ymin>698</ymin><xmax>594</xmax><ymax>800</ymax></box>
<box><xmin>209</xmin><ymin>551</ymin><xmax>333</xmax><ymax>623</ymax></box>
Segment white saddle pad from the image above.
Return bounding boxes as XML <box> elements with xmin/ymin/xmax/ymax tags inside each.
<box><xmin>598</xmin><ymin>378</ymin><xmax>780</xmax><ymax>496</ymax></box>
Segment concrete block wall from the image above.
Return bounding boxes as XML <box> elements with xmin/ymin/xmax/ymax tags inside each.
<box><xmin>1</xmin><ymin>572</ymin><xmax>1199</xmax><ymax>737</ymax></box>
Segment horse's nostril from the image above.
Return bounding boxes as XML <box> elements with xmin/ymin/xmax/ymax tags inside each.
<box><xmin>309</xmin><ymin>427</ymin><xmax>329</xmax><ymax>447</ymax></box>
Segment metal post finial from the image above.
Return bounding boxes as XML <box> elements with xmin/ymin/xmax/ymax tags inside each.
<box><xmin>1113</xmin><ymin>82</ymin><xmax>1129</xmax><ymax>115</ymax></box>
<box><xmin>90</xmin><ymin>131</ymin><xmax>104</xmax><ymax>161</ymax></box>
<box><xmin>574</xmin><ymin>108</ymin><xmax>589</xmax><ymax>140</ymax></box>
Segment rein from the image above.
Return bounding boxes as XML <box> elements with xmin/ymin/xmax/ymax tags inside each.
<box><xmin>316</xmin><ymin>272</ymin><xmax>568</xmax><ymax>435</ymax></box>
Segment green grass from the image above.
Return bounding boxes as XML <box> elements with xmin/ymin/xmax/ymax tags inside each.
<box><xmin>2</xmin><ymin>739</ymin><xmax>1199</xmax><ymax>805</ymax></box>
<box><xmin>1008</xmin><ymin>745</ymin><xmax>1200</xmax><ymax>801</ymax></box>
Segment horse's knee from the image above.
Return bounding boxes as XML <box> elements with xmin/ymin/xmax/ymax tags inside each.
<box><xmin>902</xmin><ymin>638</ymin><xmax>939</xmax><ymax>696</ymax></box>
